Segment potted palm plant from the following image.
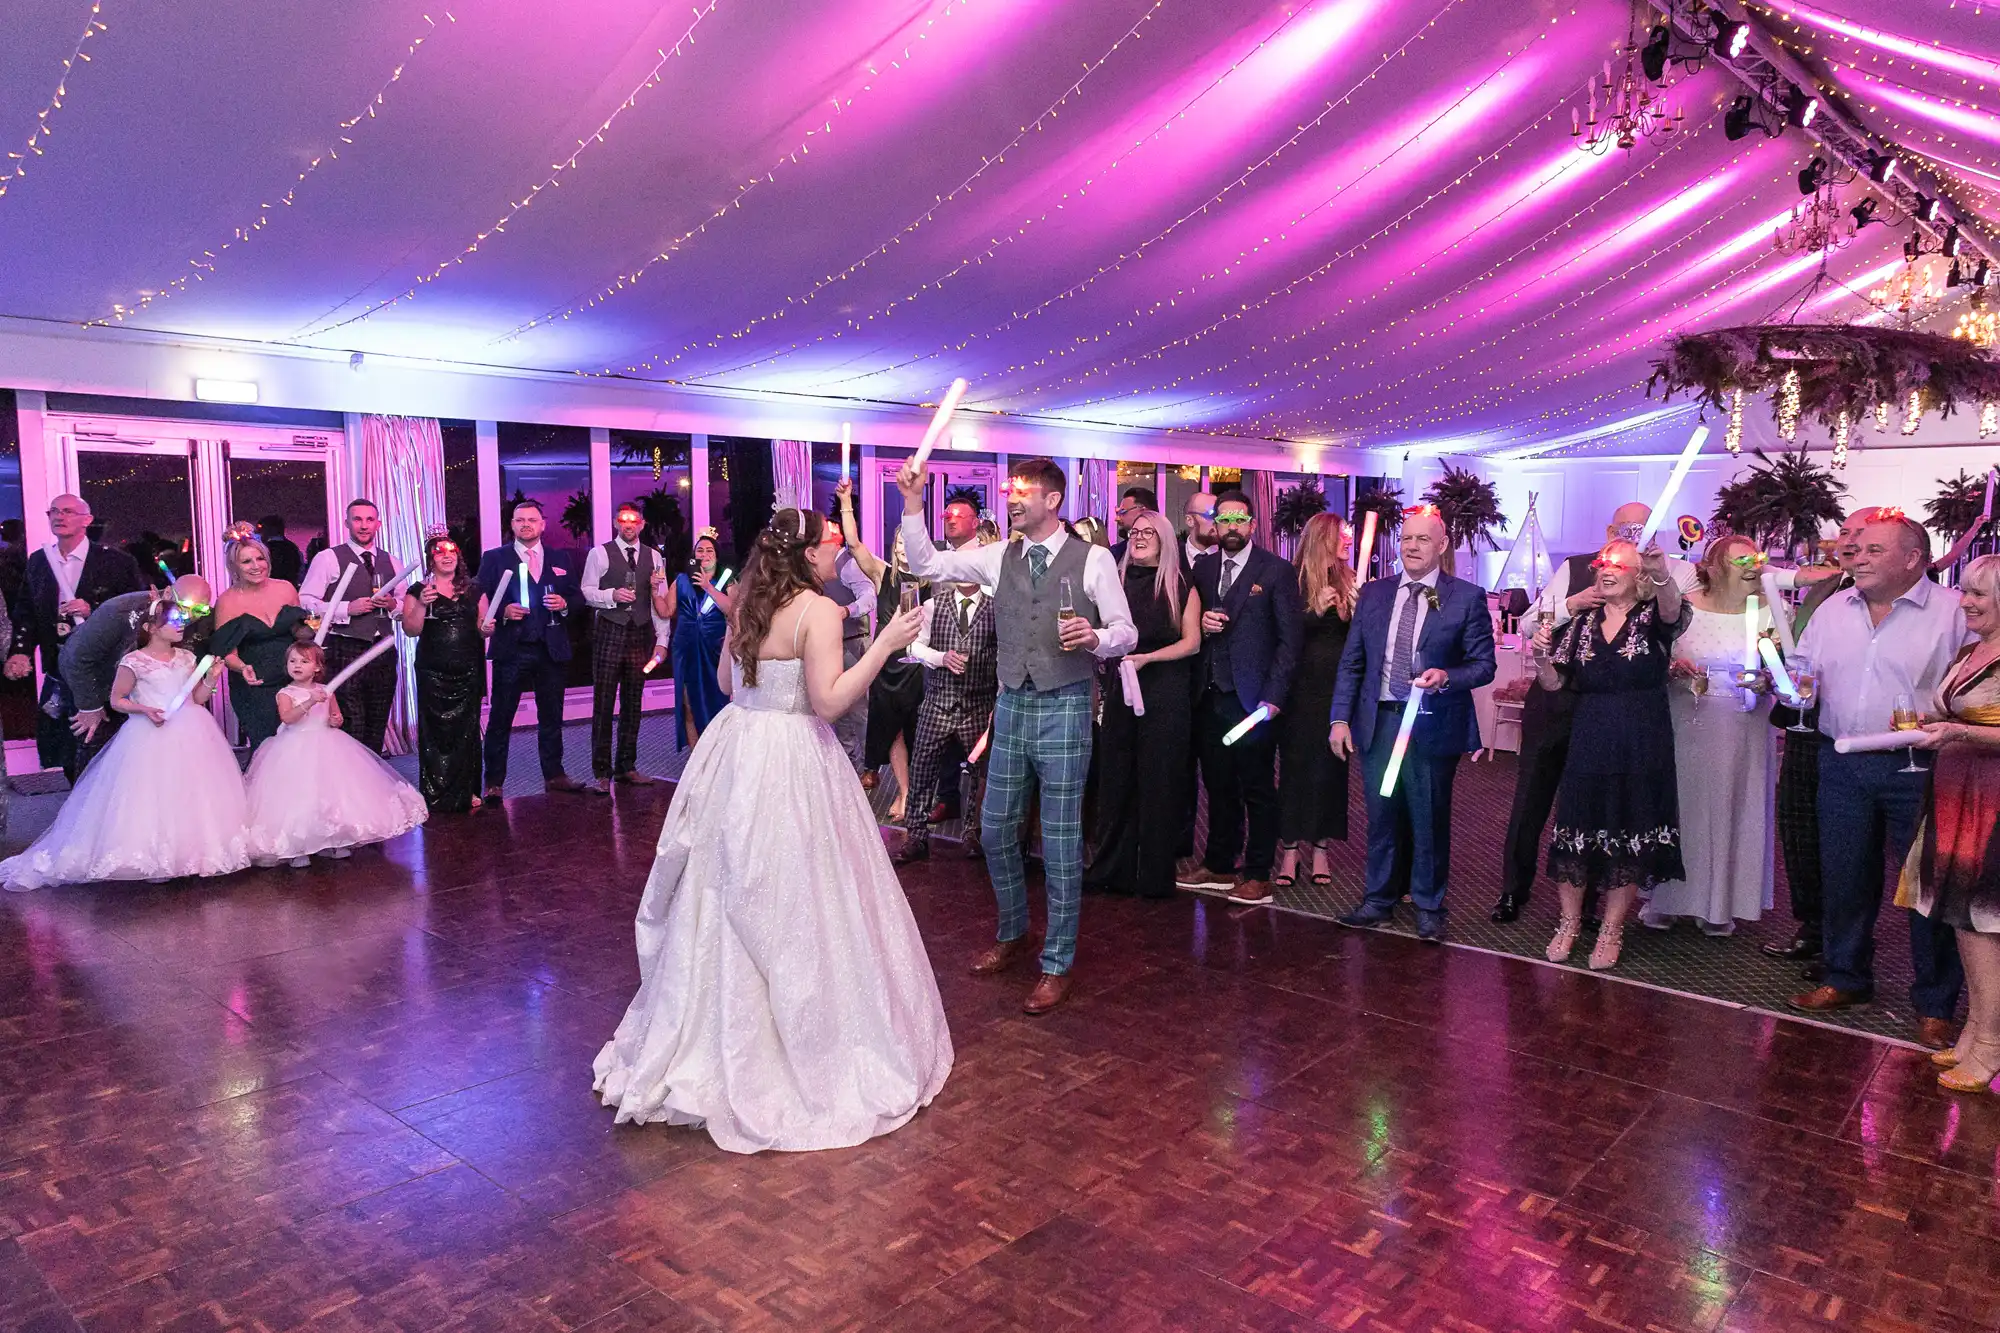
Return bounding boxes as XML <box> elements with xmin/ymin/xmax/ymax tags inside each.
<box><xmin>1710</xmin><ymin>448</ymin><xmax>1847</xmax><ymax>558</ymax></box>
<box><xmin>1273</xmin><ymin>480</ymin><xmax>1329</xmax><ymax>542</ymax></box>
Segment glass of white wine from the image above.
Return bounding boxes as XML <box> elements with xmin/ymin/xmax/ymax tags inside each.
<box><xmin>1785</xmin><ymin>654</ymin><xmax>1816</xmax><ymax>733</ymax></box>
<box><xmin>1891</xmin><ymin>691</ymin><xmax>1923</xmax><ymax>773</ymax></box>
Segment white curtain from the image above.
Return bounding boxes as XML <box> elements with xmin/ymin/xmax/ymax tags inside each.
<box><xmin>772</xmin><ymin>439</ymin><xmax>814</xmax><ymax>514</ymax></box>
<box><xmin>1075</xmin><ymin>458</ymin><xmax>1113</xmax><ymax>524</ymax></box>
<box><xmin>356</xmin><ymin>415</ymin><xmax>445</xmax><ymax>756</ymax></box>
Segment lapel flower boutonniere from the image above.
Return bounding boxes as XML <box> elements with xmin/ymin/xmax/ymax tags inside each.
<box><xmin>1420</xmin><ymin>585</ymin><xmax>1441</xmax><ymax>612</ymax></box>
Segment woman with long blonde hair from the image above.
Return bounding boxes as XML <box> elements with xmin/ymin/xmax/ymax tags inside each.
<box><xmin>1275</xmin><ymin>512</ymin><xmax>1358</xmax><ymax>889</ymax></box>
<box><xmin>1083</xmin><ymin>510</ymin><xmax>1204</xmax><ymax>899</ymax></box>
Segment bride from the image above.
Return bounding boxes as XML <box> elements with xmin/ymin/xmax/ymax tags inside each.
<box><xmin>593</xmin><ymin>506</ymin><xmax>953</xmax><ymax>1153</ymax></box>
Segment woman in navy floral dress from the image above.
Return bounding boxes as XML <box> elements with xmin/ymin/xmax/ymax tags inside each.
<box><xmin>1533</xmin><ymin>538</ymin><xmax>1688</xmax><ymax>971</ymax></box>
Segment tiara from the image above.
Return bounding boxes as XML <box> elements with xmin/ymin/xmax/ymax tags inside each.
<box><xmin>426</xmin><ymin>523</ymin><xmax>450</xmax><ymax>539</ymax></box>
<box><xmin>697</xmin><ymin>526</ymin><xmax>719</xmax><ymax>542</ymax></box>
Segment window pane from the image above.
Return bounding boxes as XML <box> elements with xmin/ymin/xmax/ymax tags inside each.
<box><xmin>707</xmin><ymin>436</ymin><xmax>771</xmax><ymax>564</ymax></box>
<box><xmin>1114</xmin><ymin>459</ymin><xmax>1158</xmax><ymax>510</ymax></box>
<box><xmin>231</xmin><ymin>457</ymin><xmax>325</xmax><ymax>587</ymax></box>
<box><xmin>78</xmin><ymin>452</ymin><xmax>195</xmax><ymax>577</ymax></box>
<box><xmin>440</xmin><ymin>420</ymin><xmax>480</xmax><ymax>554</ymax></box>
<box><xmin>609</xmin><ymin>430</ymin><xmax>694</xmax><ymax>568</ymax></box>
<box><xmin>0</xmin><ymin>388</ymin><xmax>29</xmax><ymax>742</ymax></box>
<box><xmin>497</xmin><ymin>422</ymin><xmax>591</xmax><ymax>546</ymax></box>
<box><xmin>1162</xmin><ymin>463</ymin><xmax>1201</xmax><ymax>540</ymax></box>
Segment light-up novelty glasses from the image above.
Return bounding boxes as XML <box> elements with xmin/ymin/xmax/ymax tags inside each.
<box><xmin>1215</xmin><ymin>513</ymin><xmax>1253</xmax><ymax>528</ymax></box>
<box><xmin>1728</xmin><ymin>551</ymin><xmax>1769</xmax><ymax>569</ymax></box>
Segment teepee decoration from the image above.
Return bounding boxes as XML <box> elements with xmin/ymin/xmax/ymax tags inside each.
<box><xmin>1493</xmin><ymin>492</ymin><xmax>1555</xmax><ymax>599</ymax></box>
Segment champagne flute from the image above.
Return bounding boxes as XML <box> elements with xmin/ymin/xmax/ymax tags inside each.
<box><xmin>1892</xmin><ymin>691</ymin><xmax>1923</xmax><ymax>773</ymax></box>
<box><xmin>1785</xmin><ymin>653</ymin><xmax>1816</xmax><ymax>732</ymax></box>
<box><xmin>1056</xmin><ymin>576</ymin><xmax>1077</xmax><ymax>623</ymax></box>
<box><xmin>897</xmin><ymin>579</ymin><xmax>923</xmax><ymax>664</ymax></box>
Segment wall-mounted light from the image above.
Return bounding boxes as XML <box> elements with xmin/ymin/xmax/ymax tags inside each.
<box><xmin>193</xmin><ymin>378</ymin><xmax>258</xmax><ymax>404</ymax></box>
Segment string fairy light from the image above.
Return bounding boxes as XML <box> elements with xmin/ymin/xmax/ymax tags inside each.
<box><xmin>1777</xmin><ymin>368</ymin><xmax>1803</xmax><ymax>441</ymax></box>
<box><xmin>797</xmin><ymin>0</ymin><xmax>1511</xmax><ymax>393</ymax></box>
<box><xmin>503</xmin><ymin>0</ymin><xmax>982</xmax><ymax>346</ymax></box>
<box><xmin>1875</xmin><ymin>399</ymin><xmax>1891</xmax><ymax>430</ymax></box>
<box><xmin>615</xmin><ymin>0</ymin><xmax>1206</xmax><ymax>371</ymax></box>
<box><xmin>1981</xmin><ymin>400</ymin><xmax>1997</xmax><ymax>437</ymax></box>
<box><xmin>1832</xmin><ymin>406</ymin><xmax>1851</xmax><ymax>466</ymax></box>
<box><xmin>1038</xmin><ymin>109</ymin><xmax>1731</xmax><ymax>418</ymax></box>
<box><xmin>1903</xmin><ymin>386</ymin><xmax>1924</xmax><ymax>434</ymax></box>
<box><xmin>296</xmin><ymin>0</ymin><xmax>729</xmax><ymax>339</ymax></box>
<box><xmin>1726</xmin><ymin>386</ymin><xmax>1747</xmax><ymax>453</ymax></box>
<box><xmin>0</xmin><ymin>0</ymin><xmax>109</xmax><ymax>200</ymax></box>
<box><xmin>97</xmin><ymin>12</ymin><xmax>451</xmax><ymax>324</ymax></box>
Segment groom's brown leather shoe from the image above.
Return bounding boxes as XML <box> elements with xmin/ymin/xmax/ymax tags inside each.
<box><xmin>1022</xmin><ymin>973</ymin><xmax>1073</xmax><ymax>1015</ymax></box>
<box><xmin>969</xmin><ymin>936</ymin><xmax>1034</xmax><ymax>975</ymax></box>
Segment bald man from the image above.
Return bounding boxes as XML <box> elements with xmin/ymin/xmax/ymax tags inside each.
<box><xmin>1488</xmin><ymin>501</ymin><xmax>1699</xmax><ymax>922</ymax></box>
<box><xmin>1329</xmin><ymin>509</ymin><xmax>1496</xmax><ymax>942</ymax></box>
<box><xmin>5</xmin><ymin>493</ymin><xmax>144</xmax><ymax>780</ymax></box>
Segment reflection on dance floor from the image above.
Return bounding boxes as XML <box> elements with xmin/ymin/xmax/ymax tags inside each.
<box><xmin>0</xmin><ymin>769</ymin><xmax>1992</xmax><ymax>1330</ymax></box>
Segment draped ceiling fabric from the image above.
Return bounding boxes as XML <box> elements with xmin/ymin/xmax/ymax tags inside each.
<box><xmin>1074</xmin><ymin>458</ymin><xmax>1114</xmax><ymax>526</ymax></box>
<box><xmin>356</xmin><ymin>414</ymin><xmax>446</xmax><ymax>756</ymax></box>
<box><xmin>771</xmin><ymin>439</ymin><xmax>815</xmax><ymax>515</ymax></box>
<box><xmin>0</xmin><ymin>1</ymin><xmax>1992</xmax><ymax>460</ymax></box>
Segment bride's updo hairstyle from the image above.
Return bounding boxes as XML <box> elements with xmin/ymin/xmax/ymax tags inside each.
<box><xmin>730</xmin><ymin>507</ymin><xmax>825</xmax><ymax>688</ymax></box>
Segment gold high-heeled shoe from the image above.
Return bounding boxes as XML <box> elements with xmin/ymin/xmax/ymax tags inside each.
<box><xmin>1546</xmin><ymin>915</ymin><xmax>1582</xmax><ymax>963</ymax></box>
<box><xmin>1931</xmin><ymin>1048</ymin><xmax>1961</xmax><ymax>1069</ymax></box>
<box><xmin>1938</xmin><ymin>1042</ymin><xmax>2000</xmax><ymax>1094</ymax></box>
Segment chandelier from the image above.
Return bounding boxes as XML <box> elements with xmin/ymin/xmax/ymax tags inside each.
<box><xmin>1774</xmin><ymin>181</ymin><xmax>1857</xmax><ymax>257</ymax></box>
<box><xmin>1572</xmin><ymin>2</ymin><xmax>1684</xmax><ymax>154</ymax></box>
<box><xmin>1952</xmin><ymin>289</ymin><xmax>1995</xmax><ymax>350</ymax></box>
<box><xmin>1870</xmin><ymin>259</ymin><xmax>1944</xmax><ymax>330</ymax></box>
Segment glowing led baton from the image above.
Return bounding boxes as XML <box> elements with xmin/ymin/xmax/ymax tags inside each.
<box><xmin>1636</xmin><ymin>424</ymin><xmax>1709</xmax><ymax>552</ymax></box>
<box><xmin>1378</xmin><ymin>687</ymin><xmax>1426</xmax><ymax>797</ymax></box>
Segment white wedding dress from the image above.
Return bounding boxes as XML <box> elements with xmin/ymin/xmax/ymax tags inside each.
<box><xmin>593</xmin><ymin>630</ymin><xmax>953</xmax><ymax>1154</ymax></box>
<box><xmin>2</xmin><ymin>649</ymin><xmax>250</xmax><ymax>890</ymax></box>
<box><xmin>244</xmin><ymin>685</ymin><xmax>428</xmax><ymax>861</ymax></box>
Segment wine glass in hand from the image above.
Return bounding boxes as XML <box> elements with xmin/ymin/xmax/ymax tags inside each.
<box><xmin>1892</xmin><ymin>691</ymin><xmax>1924</xmax><ymax>773</ymax></box>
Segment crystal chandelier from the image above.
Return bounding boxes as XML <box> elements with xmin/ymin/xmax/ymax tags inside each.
<box><xmin>1774</xmin><ymin>182</ymin><xmax>1856</xmax><ymax>256</ymax></box>
<box><xmin>1952</xmin><ymin>289</ymin><xmax>1995</xmax><ymax>350</ymax></box>
<box><xmin>1572</xmin><ymin>2</ymin><xmax>1684</xmax><ymax>154</ymax></box>
<box><xmin>1869</xmin><ymin>259</ymin><xmax>1943</xmax><ymax>330</ymax></box>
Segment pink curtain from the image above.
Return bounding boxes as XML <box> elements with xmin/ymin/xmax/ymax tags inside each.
<box><xmin>772</xmin><ymin>439</ymin><xmax>814</xmax><ymax>514</ymax></box>
<box><xmin>356</xmin><ymin>415</ymin><xmax>446</xmax><ymax>756</ymax></box>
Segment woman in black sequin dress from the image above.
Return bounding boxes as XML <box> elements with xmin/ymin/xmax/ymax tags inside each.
<box><xmin>1535</xmin><ymin>538</ymin><xmax>1686</xmax><ymax>971</ymax></box>
<box><xmin>1276</xmin><ymin>513</ymin><xmax>1355</xmax><ymax>888</ymax></box>
<box><xmin>399</xmin><ymin>534</ymin><xmax>489</xmax><ymax>813</ymax></box>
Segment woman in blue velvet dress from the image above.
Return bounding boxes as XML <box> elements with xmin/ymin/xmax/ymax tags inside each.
<box><xmin>661</xmin><ymin>530</ymin><xmax>731</xmax><ymax>748</ymax></box>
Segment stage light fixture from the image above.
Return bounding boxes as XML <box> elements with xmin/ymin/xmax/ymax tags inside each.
<box><xmin>1916</xmin><ymin>195</ymin><xmax>1942</xmax><ymax>222</ymax></box>
<box><xmin>1641</xmin><ymin>24</ymin><xmax>1672</xmax><ymax>82</ymax></box>
<box><xmin>1978</xmin><ymin>260</ymin><xmax>1994</xmax><ymax>286</ymax></box>
<box><xmin>1850</xmin><ymin>197</ymin><xmax>1879</xmax><ymax>229</ymax></box>
<box><xmin>1798</xmin><ymin>156</ymin><xmax>1827</xmax><ymax>195</ymax></box>
<box><xmin>1712</xmin><ymin>17</ymin><xmax>1750</xmax><ymax>58</ymax></box>
<box><xmin>1784</xmin><ymin>87</ymin><xmax>1819</xmax><ymax>128</ymax></box>
<box><xmin>1724</xmin><ymin>94</ymin><xmax>1756</xmax><ymax>140</ymax></box>
<box><xmin>1905</xmin><ymin>230</ymin><xmax>1922</xmax><ymax>263</ymax></box>
<box><xmin>1948</xmin><ymin>260</ymin><xmax>1965</xmax><ymax>288</ymax></box>
<box><xmin>1865</xmin><ymin>152</ymin><xmax>1898</xmax><ymax>184</ymax></box>
<box><xmin>1942</xmin><ymin>226</ymin><xmax>1962</xmax><ymax>257</ymax></box>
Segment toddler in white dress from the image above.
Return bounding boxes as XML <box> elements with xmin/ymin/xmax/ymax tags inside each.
<box><xmin>244</xmin><ymin>642</ymin><xmax>427</xmax><ymax>867</ymax></box>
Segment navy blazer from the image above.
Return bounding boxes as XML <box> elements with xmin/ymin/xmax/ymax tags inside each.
<box><xmin>1190</xmin><ymin>544</ymin><xmax>1304</xmax><ymax>715</ymax></box>
<box><xmin>1330</xmin><ymin>570</ymin><xmax>1496</xmax><ymax>755</ymax></box>
<box><xmin>475</xmin><ymin>545</ymin><xmax>582</xmax><ymax>665</ymax></box>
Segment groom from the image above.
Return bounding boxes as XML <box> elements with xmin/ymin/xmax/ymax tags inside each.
<box><xmin>895</xmin><ymin>457</ymin><xmax>1135</xmax><ymax>1014</ymax></box>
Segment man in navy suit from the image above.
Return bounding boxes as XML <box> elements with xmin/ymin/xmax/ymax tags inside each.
<box><xmin>1177</xmin><ymin>491</ymin><xmax>1303</xmax><ymax>905</ymax></box>
<box><xmin>475</xmin><ymin>498</ymin><xmax>589</xmax><ymax>799</ymax></box>
<box><xmin>1329</xmin><ymin>507</ymin><xmax>1495</xmax><ymax>941</ymax></box>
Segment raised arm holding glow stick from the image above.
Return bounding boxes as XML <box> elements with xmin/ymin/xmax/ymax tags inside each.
<box><xmin>1635</xmin><ymin>424</ymin><xmax>1710</xmax><ymax>552</ymax></box>
<box><xmin>313</xmin><ymin>565</ymin><xmax>359</xmax><ymax>646</ymax></box>
<box><xmin>908</xmin><ymin>378</ymin><xmax>969</xmax><ymax>469</ymax></box>
<box><xmin>840</xmin><ymin>422</ymin><xmax>852</xmax><ymax>482</ymax></box>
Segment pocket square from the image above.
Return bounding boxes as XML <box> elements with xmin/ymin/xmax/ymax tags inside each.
<box><xmin>554</xmin><ymin>568</ymin><xmax>567</xmax><ymax>577</ymax></box>
<box><xmin>1249</xmin><ymin>583</ymin><xmax>1264</xmax><ymax>595</ymax></box>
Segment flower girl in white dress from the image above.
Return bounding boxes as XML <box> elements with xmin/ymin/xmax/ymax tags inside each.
<box><xmin>594</xmin><ymin>507</ymin><xmax>953</xmax><ymax>1153</ymax></box>
<box><xmin>244</xmin><ymin>642</ymin><xmax>427</xmax><ymax>867</ymax></box>
<box><xmin>2</xmin><ymin>600</ymin><xmax>248</xmax><ymax>889</ymax></box>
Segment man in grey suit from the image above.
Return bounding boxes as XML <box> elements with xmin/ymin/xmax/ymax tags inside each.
<box><xmin>60</xmin><ymin>576</ymin><xmax>214</xmax><ymax>773</ymax></box>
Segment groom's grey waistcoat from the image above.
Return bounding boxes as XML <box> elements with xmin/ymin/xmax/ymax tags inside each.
<box><xmin>993</xmin><ymin>538</ymin><xmax>1099</xmax><ymax>693</ymax></box>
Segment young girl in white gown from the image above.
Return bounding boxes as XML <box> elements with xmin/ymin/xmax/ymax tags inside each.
<box><xmin>593</xmin><ymin>506</ymin><xmax>953</xmax><ymax>1154</ymax></box>
<box><xmin>244</xmin><ymin>642</ymin><xmax>427</xmax><ymax>866</ymax></box>
<box><xmin>2</xmin><ymin>600</ymin><xmax>248</xmax><ymax>889</ymax></box>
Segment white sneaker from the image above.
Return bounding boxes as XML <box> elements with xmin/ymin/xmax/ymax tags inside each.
<box><xmin>288</xmin><ymin>856</ymin><xmax>311</xmax><ymax>868</ymax></box>
<box><xmin>324</xmin><ymin>846</ymin><xmax>352</xmax><ymax>861</ymax></box>
<box><xmin>1638</xmin><ymin>907</ymin><xmax>1674</xmax><ymax>931</ymax></box>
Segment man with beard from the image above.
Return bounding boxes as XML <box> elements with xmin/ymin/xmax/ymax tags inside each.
<box><xmin>1176</xmin><ymin>491</ymin><xmax>1302</xmax><ymax>904</ymax></box>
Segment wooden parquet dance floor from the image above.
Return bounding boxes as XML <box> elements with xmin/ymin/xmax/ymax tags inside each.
<box><xmin>2</xmin><ymin>784</ymin><xmax>1997</xmax><ymax>1332</ymax></box>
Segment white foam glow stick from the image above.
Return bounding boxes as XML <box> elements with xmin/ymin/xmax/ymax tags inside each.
<box><xmin>1985</xmin><ymin>466</ymin><xmax>1996</xmax><ymax>521</ymax></box>
<box><xmin>1757</xmin><ymin>636</ymin><xmax>1798</xmax><ymax>702</ymax></box>
<box><xmin>1378</xmin><ymin>688</ymin><xmax>1426</xmax><ymax>797</ymax></box>
<box><xmin>1759</xmin><ymin>570</ymin><xmax>1796</xmax><ymax>655</ymax></box>
<box><xmin>1222</xmin><ymin>704</ymin><xmax>1270</xmax><ymax>746</ymax></box>
<box><xmin>909</xmin><ymin>378</ymin><xmax>969</xmax><ymax>468</ymax></box>
<box><xmin>1636</xmin><ymin>423</ymin><xmax>1710</xmax><ymax>552</ymax></box>
<box><xmin>1739</xmin><ymin>594</ymin><xmax>1761</xmax><ymax>711</ymax></box>
<box><xmin>483</xmin><ymin>569</ymin><xmax>513</xmax><ymax>628</ymax></box>
<box><xmin>164</xmin><ymin>655</ymin><xmax>216</xmax><ymax>715</ymax></box>
<box><xmin>517</xmin><ymin>561</ymin><xmax>531</xmax><ymax>608</ymax></box>
<box><xmin>967</xmin><ymin>727</ymin><xmax>991</xmax><ymax>765</ymax></box>
<box><xmin>1835</xmin><ymin>731</ymin><xmax>1921</xmax><ymax>754</ymax></box>
<box><xmin>314</xmin><ymin>565</ymin><xmax>359</xmax><ymax>645</ymax></box>
<box><xmin>1353</xmin><ymin>509</ymin><xmax>1379</xmax><ymax>576</ymax></box>
<box><xmin>1118</xmin><ymin>657</ymin><xmax>1145</xmax><ymax>717</ymax></box>
<box><xmin>713</xmin><ymin>569</ymin><xmax>733</xmax><ymax>591</ymax></box>
<box><xmin>643</xmin><ymin>646</ymin><xmax>666</xmax><ymax>674</ymax></box>
<box><xmin>840</xmin><ymin>422</ymin><xmax>852</xmax><ymax>482</ymax></box>
<box><xmin>323</xmin><ymin>634</ymin><xmax>398</xmax><ymax>694</ymax></box>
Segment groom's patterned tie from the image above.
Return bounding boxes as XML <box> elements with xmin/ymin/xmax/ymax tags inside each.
<box><xmin>1028</xmin><ymin>544</ymin><xmax>1049</xmax><ymax>586</ymax></box>
<box><xmin>1388</xmin><ymin>582</ymin><xmax>1421</xmax><ymax>701</ymax></box>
